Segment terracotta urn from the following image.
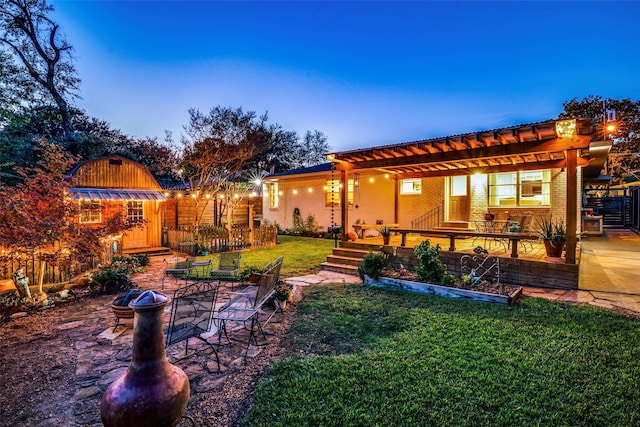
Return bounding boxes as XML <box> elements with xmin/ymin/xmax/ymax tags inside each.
<box><xmin>101</xmin><ymin>290</ymin><xmax>190</xmax><ymax>427</ymax></box>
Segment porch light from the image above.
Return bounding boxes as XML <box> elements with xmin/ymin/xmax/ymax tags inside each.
<box><xmin>369</xmin><ymin>177</ymin><xmax>374</xmax><ymax>183</ymax></box>
<box><xmin>278</xmin><ymin>190</ymin><xmax>283</xmax><ymax>196</ymax></box>
<box><xmin>191</xmin><ymin>193</ymin><xmax>197</xmax><ymax>199</ymax></box>
<box><xmin>326</xmin><ymin>154</ymin><xmax>335</xmax><ymax>162</ymax></box>
<box><xmin>293</xmin><ymin>189</ymin><xmax>298</xmax><ymax>195</ymax></box>
<box><xmin>163</xmin><ymin>191</ymin><xmax>170</xmax><ymax>197</ymax></box>
<box><xmin>384</xmin><ymin>174</ymin><xmax>390</xmax><ymax>179</ymax></box>
<box><xmin>205</xmin><ymin>194</ymin><xmax>211</xmax><ymax>199</ymax></box>
<box><xmin>177</xmin><ymin>193</ymin><xmax>183</xmax><ymax>198</ymax></box>
<box><xmin>555</xmin><ymin>119</ymin><xmax>577</xmax><ymax>138</ymax></box>
<box><xmin>308</xmin><ymin>187</ymin><xmax>313</xmax><ymax>193</ymax></box>
<box><xmin>218</xmin><ymin>194</ymin><xmax>224</xmax><ymax>199</ymax></box>
<box><xmin>323</xmin><ymin>185</ymin><xmax>328</xmax><ymax>191</ymax></box>
<box><xmin>234</xmin><ymin>193</ymin><xmax>239</xmax><ymax>199</ymax></box>
<box><xmin>253</xmin><ymin>178</ymin><xmax>262</xmax><ymax>186</ymax></box>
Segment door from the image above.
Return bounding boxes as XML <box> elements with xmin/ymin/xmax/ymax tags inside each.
<box><xmin>448</xmin><ymin>175</ymin><xmax>470</xmax><ymax>221</ymax></box>
<box><xmin>123</xmin><ymin>200</ymin><xmax>148</xmax><ymax>249</ymax></box>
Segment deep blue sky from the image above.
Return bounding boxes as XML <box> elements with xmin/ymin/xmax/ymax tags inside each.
<box><xmin>52</xmin><ymin>1</ymin><xmax>640</xmax><ymax>152</ymax></box>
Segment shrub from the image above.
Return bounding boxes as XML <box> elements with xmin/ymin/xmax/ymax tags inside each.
<box><xmin>441</xmin><ymin>273</ymin><xmax>456</xmax><ymax>287</ymax></box>
<box><xmin>274</xmin><ymin>281</ymin><xmax>293</xmax><ymax>301</ymax></box>
<box><xmin>357</xmin><ymin>251</ymin><xmax>388</xmax><ymax>280</ymax></box>
<box><xmin>414</xmin><ymin>239</ymin><xmax>447</xmax><ymax>284</ymax></box>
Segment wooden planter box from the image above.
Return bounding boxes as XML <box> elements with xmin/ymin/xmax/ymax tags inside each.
<box><xmin>363</xmin><ymin>275</ymin><xmax>522</xmax><ymax>306</ymax></box>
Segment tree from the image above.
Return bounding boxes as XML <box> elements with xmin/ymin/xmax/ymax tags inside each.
<box><xmin>180</xmin><ymin>106</ymin><xmax>271</xmax><ymax>228</ymax></box>
<box><xmin>296</xmin><ymin>130</ymin><xmax>330</xmax><ymax>168</ymax></box>
<box><xmin>0</xmin><ymin>0</ymin><xmax>79</xmax><ymax>142</ymax></box>
<box><xmin>560</xmin><ymin>95</ymin><xmax>640</xmax><ymax>184</ymax></box>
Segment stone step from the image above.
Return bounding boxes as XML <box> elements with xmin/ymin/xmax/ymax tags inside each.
<box><xmin>331</xmin><ymin>247</ymin><xmax>372</xmax><ymax>259</ymax></box>
<box><xmin>326</xmin><ymin>255</ymin><xmax>363</xmax><ymax>267</ymax></box>
<box><xmin>320</xmin><ymin>262</ymin><xmax>359</xmax><ymax>276</ymax></box>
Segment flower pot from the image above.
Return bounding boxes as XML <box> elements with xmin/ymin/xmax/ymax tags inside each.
<box><xmin>543</xmin><ymin>240</ymin><xmax>565</xmax><ymax>258</ymax></box>
<box><xmin>248</xmin><ymin>273</ymin><xmax>261</xmax><ymax>284</ymax></box>
<box><xmin>275</xmin><ymin>299</ymin><xmax>287</xmax><ymax>310</ymax></box>
<box><xmin>383</xmin><ymin>236</ymin><xmax>390</xmax><ymax>245</ymax></box>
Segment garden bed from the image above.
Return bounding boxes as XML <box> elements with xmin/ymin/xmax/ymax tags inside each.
<box><xmin>363</xmin><ymin>273</ymin><xmax>522</xmax><ymax>306</ymax></box>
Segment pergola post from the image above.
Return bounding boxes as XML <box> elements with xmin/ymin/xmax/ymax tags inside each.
<box><xmin>565</xmin><ymin>148</ymin><xmax>578</xmax><ymax>264</ymax></box>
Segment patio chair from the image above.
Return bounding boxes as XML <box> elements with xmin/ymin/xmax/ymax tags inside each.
<box><xmin>210</xmin><ymin>251</ymin><xmax>241</xmax><ymax>289</ymax></box>
<box><xmin>161</xmin><ymin>258</ymin><xmax>194</xmax><ymax>290</ymax></box>
<box><xmin>212</xmin><ymin>256</ymin><xmax>283</xmax><ymax>360</ymax></box>
<box><xmin>165</xmin><ymin>281</ymin><xmax>221</xmax><ymax>371</ymax></box>
<box><xmin>517</xmin><ymin>214</ymin><xmax>537</xmax><ymax>252</ymax></box>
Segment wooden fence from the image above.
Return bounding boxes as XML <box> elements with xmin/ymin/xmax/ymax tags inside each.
<box><xmin>165</xmin><ymin>225</ymin><xmax>278</xmax><ymax>256</ymax></box>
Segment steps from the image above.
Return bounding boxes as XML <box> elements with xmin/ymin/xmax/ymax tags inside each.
<box><xmin>320</xmin><ymin>245</ymin><xmax>380</xmax><ymax>276</ymax></box>
<box><xmin>123</xmin><ymin>246</ymin><xmax>173</xmax><ymax>257</ymax></box>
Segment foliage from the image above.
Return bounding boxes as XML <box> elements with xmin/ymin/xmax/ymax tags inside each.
<box><xmin>274</xmin><ymin>281</ymin><xmax>293</xmax><ymax>301</ymax></box>
<box><xmin>560</xmin><ymin>95</ymin><xmax>640</xmax><ymax>184</ymax></box>
<box><xmin>89</xmin><ymin>256</ymin><xmax>143</xmax><ymax>295</ymax></box>
<box><xmin>414</xmin><ymin>239</ymin><xmax>447</xmax><ymax>284</ymax></box>
<box><xmin>246</xmin><ymin>284</ymin><xmax>640</xmax><ymax>426</ymax></box>
<box><xmin>534</xmin><ymin>215</ymin><xmax>566</xmax><ymax>242</ymax></box>
<box><xmin>377</xmin><ymin>225</ymin><xmax>392</xmax><ymax>237</ymax></box>
<box><xmin>0</xmin><ymin>0</ymin><xmax>79</xmax><ymax>141</ymax></box>
<box><xmin>441</xmin><ymin>273</ymin><xmax>456</xmax><ymax>286</ymax></box>
<box><xmin>357</xmin><ymin>251</ymin><xmax>388</xmax><ymax>280</ymax></box>
<box><xmin>288</xmin><ymin>211</ymin><xmax>320</xmax><ymax>236</ymax></box>
<box><xmin>295</xmin><ymin>130</ymin><xmax>330</xmax><ymax>169</ymax></box>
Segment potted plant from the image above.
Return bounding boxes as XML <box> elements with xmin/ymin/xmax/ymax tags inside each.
<box><xmin>274</xmin><ymin>282</ymin><xmax>293</xmax><ymax>309</ymax></box>
<box><xmin>377</xmin><ymin>225</ymin><xmax>392</xmax><ymax>245</ymax></box>
<box><xmin>535</xmin><ymin>215</ymin><xmax>566</xmax><ymax>257</ymax></box>
<box><xmin>239</xmin><ymin>266</ymin><xmax>262</xmax><ymax>284</ymax></box>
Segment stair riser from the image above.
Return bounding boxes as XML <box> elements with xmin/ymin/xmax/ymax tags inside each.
<box><xmin>320</xmin><ymin>263</ymin><xmax>359</xmax><ymax>276</ymax></box>
<box><xmin>326</xmin><ymin>256</ymin><xmax>362</xmax><ymax>267</ymax></box>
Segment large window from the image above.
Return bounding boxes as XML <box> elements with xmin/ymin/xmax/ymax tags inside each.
<box><xmin>325</xmin><ymin>179</ymin><xmax>354</xmax><ymax>207</ymax></box>
<box><xmin>488</xmin><ymin>170</ymin><xmax>551</xmax><ymax>207</ymax></box>
<box><xmin>400</xmin><ymin>179</ymin><xmax>422</xmax><ymax>195</ymax></box>
<box><xmin>79</xmin><ymin>200</ymin><xmax>102</xmax><ymax>224</ymax></box>
<box><xmin>268</xmin><ymin>183</ymin><xmax>279</xmax><ymax>208</ymax></box>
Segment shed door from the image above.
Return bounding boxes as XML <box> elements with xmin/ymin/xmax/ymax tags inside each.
<box><xmin>448</xmin><ymin>176</ymin><xmax>470</xmax><ymax>221</ymax></box>
<box><xmin>123</xmin><ymin>201</ymin><xmax>148</xmax><ymax>249</ymax></box>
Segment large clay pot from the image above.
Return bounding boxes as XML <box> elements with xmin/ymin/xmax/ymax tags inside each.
<box><xmin>101</xmin><ymin>290</ymin><xmax>190</xmax><ymax>427</ymax></box>
<box><xmin>544</xmin><ymin>240</ymin><xmax>565</xmax><ymax>258</ymax></box>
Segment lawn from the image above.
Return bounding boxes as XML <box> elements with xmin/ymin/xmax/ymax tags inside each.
<box><xmin>244</xmin><ymin>284</ymin><xmax>640</xmax><ymax>426</ymax></box>
<box><xmin>193</xmin><ymin>235</ymin><xmax>335</xmax><ymax>278</ymax></box>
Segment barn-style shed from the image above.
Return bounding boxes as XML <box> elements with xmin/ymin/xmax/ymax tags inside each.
<box><xmin>68</xmin><ymin>156</ymin><xmax>166</xmax><ymax>252</ymax></box>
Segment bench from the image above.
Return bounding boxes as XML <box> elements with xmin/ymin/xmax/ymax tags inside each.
<box><xmin>352</xmin><ymin>223</ymin><xmax>399</xmax><ymax>239</ymax></box>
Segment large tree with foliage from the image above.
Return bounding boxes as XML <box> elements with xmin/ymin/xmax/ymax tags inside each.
<box><xmin>560</xmin><ymin>95</ymin><xmax>640</xmax><ymax>184</ymax></box>
<box><xmin>180</xmin><ymin>106</ymin><xmax>272</xmax><ymax>228</ymax></box>
<box><xmin>0</xmin><ymin>0</ymin><xmax>79</xmax><ymax>142</ymax></box>
<box><xmin>295</xmin><ymin>130</ymin><xmax>330</xmax><ymax>169</ymax></box>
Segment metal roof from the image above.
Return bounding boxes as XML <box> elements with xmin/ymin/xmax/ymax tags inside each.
<box><xmin>69</xmin><ymin>188</ymin><xmax>166</xmax><ymax>201</ymax></box>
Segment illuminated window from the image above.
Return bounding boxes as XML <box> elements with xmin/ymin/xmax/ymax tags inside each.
<box><xmin>325</xmin><ymin>179</ymin><xmax>354</xmax><ymax>207</ymax></box>
<box><xmin>126</xmin><ymin>201</ymin><xmax>144</xmax><ymax>222</ymax></box>
<box><xmin>489</xmin><ymin>170</ymin><xmax>550</xmax><ymax>207</ymax></box>
<box><xmin>268</xmin><ymin>183</ymin><xmax>278</xmax><ymax>208</ymax></box>
<box><xmin>400</xmin><ymin>179</ymin><xmax>422</xmax><ymax>195</ymax></box>
<box><xmin>79</xmin><ymin>200</ymin><xmax>102</xmax><ymax>224</ymax></box>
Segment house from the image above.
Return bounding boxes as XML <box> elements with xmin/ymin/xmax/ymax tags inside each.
<box><xmin>68</xmin><ymin>156</ymin><xmax>166</xmax><ymax>253</ymax></box>
<box><xmin>263</xmin><ymin>118</ymin><xmax>607</xmax><ymax>265</ymax></box>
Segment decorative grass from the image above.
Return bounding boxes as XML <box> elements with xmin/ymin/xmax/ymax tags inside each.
<box><xmin>244</xmin><ymin>284</ymin><xmax>640</xmax><ymax>426</ymax></box>
<box><xmin>191</xmin><ymin>235</ymin><xmax>334</xmax><ymax>278</ymax></box>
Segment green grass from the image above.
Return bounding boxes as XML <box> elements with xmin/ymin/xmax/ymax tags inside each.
<box><xmin>244</xmin><ymin>284</ymin><xmax>640</xmax><ymax>426</ymax></box>
<box><xmin>192</xmin><ymin>235</ymin><xmax>335</xmax><ymax>278</ymax></box>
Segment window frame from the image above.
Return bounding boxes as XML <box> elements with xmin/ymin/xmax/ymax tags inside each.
<box><xmin>400</xmin><ymin>178</ymin><xmax>422</xmax><ymax>195</ymax></box>
<box><xmin>79</xmin><ymin>199</ymin><xmax>102</xmax><ymax>224</ymax></box>
<box><xmin>488</xmin><ymin>170</ymin><xmax>551</xmax><ymax>207</ymax></box>
<box><xmin>325</xmin><ymin>179</ymin><xmax>354</xmax><ymax>207</ymax></box>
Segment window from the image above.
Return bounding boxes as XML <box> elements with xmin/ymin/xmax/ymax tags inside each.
<box><xmin>126</xmin><ymin>200</ymin><xmax>144</xmax><ymax>222</ymax></box>
<box><xmin>325</xmin><ymin>179</ymin><xmax>354</xmax><ymax>207</ymax></box>
<box><xmin>488</xmin><ymin>170</ymin><xmax>551</xmax><ymax>207</ymax></box>
<box><xmin>268</xmin><ymin>183</ymin><xmax>279</xmax><ymax>208</ymax></box>
<box><xmin>79</xmin><ymin>200</ymin><xmax>101</xmax><ymax>224</ymax></box>
<box><xmin>400</xmin><ymin>179</ymin><xmax>422</xmax><ymax>195</ymax></box>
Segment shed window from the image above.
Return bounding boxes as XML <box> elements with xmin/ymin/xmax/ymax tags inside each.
<box><xmin>126</xmin><ymin>201</ymin><xmax>144</xmax><ymax>222</ymax></box>
<box><xmin>79</xmin><ymin>200</ymin><xmax>102</xmax><ymax>224</ymax></box>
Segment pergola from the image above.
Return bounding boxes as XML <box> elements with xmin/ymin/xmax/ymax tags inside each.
<box><xmin>326</xmin><ymin>118</ymin><xmax>598</xmax><ymax>264</ymax></box>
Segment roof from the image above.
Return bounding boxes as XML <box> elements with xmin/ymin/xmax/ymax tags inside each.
<box><xmin>268</xmin><ymin>163</ymin><xmax>333</xmax><ymax>178</ymax></box>
<box><xmin>69</xmin><ymin>188</ymin><xmax>166</xmax><ymax>201</ymax></box>
<box><xmin>327</xmin><ymin>118</ymin><xmax>596</xmax><ymax>177</ymax></box>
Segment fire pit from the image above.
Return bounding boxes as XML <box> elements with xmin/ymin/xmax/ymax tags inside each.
<box><xmin>110</xmin><ymin>289</ymin><xmax>142</xmax><ymax>331</ymax></box>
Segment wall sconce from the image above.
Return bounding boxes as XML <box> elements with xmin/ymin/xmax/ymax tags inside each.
<box><xmin>369</xmin><ymin>177</ymin><xmax>374</xmax><ymax>183</ymax></box>
<box><xmin>555</xmin><ymin>119</ymin><xmax>577</xmax><ymax>138</ymax></box>
<box><xmin>308</xmin><ymin>188</ymin><xmax>313</xmax><ymax>193</ymax></box>
<box><xmin>292</xmin><ymin>189</ymin><xmax>298</xmax><ymax>195</ymax></box>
